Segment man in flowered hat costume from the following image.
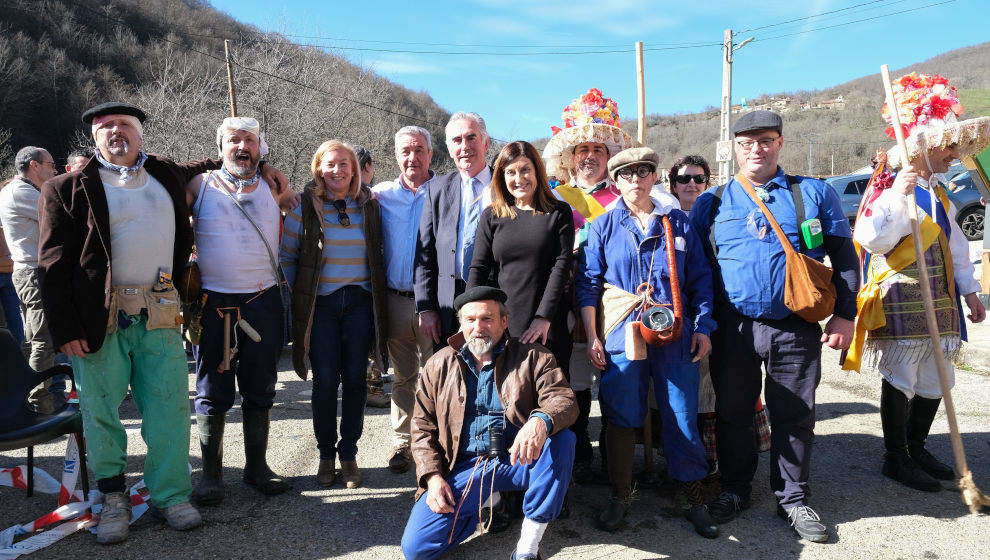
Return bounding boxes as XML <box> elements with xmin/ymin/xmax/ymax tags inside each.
<box><xmin>844</xmin><ymin>73</ymin><xmax>988</xmax><ymax>492</ymax></box>
<box><xmin>542</xmin><ymin>88</ymin><xmax>639</xmax><ymax>483</ymax></box>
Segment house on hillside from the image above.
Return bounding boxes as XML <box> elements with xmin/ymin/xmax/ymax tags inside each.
<box><xmin>815</xmin><ymin>95</ymin><xmax>846</xmax><ymax>110</ymax></box>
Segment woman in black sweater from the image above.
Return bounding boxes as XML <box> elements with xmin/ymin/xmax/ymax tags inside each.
<box><xmin>467</xmin><ymin>141</ymin><xmax>575</xmax><ymax>374</ymax></box>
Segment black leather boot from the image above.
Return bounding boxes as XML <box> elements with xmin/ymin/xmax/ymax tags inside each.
<box><xmin>682</xmin><ymin>480</ymin><xmax>718</xmax><ymax>539</ymax></box>
<box><xmin>880</xmin><ymin>381</ymin><xmax>940</xmax><ymax>492</ymax></box>
<box><xmin>193</xmin><ymin>414</ymin><xmax>225</xmax><ymax>506</ymax></box>
<box><xmin>242</xmin><ymin>408</ymin><xmax>291</xmax><ymax>495</ymax></box>
<box><xmin>907</xmin><ymin>395</ymin><xmax>955</xmax><ymax>480</ymax></box>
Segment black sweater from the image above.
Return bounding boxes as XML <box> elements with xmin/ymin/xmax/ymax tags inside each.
<box><xmin>466</xmin><ymin>200</ymin><xmax>574</xmax><ymax>339</ymax></box>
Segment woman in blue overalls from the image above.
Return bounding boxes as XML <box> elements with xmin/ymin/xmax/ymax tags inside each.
<box><xmin>576</xmin><ymin>147</ymin><xmax>717</xmax><ymax>538</ymax></box>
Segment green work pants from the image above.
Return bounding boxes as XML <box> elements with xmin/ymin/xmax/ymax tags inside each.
<box><xmin>72</xmin><ymin>315</ymin><xmax>191</xmax><ymax>507</ymax></box>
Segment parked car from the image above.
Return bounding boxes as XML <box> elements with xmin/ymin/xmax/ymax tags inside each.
<box><xmin>826</xmin><ymin>167</ymin><xmax>985</xmax><ymax>240</ymax></box>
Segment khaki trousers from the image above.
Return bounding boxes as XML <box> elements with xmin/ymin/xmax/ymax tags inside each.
<box><xmin>386</xmin><ymin>291</ymin><xmax>433</xmax><ymax>447</ymax></box>
<box><xmin>13</xmin><ymin>267</ymin><xmax>56</xmax><ymax>412</ymax></box>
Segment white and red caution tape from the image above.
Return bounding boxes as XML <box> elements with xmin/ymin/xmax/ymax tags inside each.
<box><xmin>0</xmin><ymin>433</ymin><xmax>155</xmax><ymax>559</ymax></box>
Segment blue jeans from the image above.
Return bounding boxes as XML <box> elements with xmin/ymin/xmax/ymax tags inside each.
<box><xmin>401</xmin><ymin>429</ymin><xmax>576</xmax><ymax>560</ymax></box>
<box><xmin>310</xmin><ymin>286</ymin><xmax>374</xmax><ymax>462</ymax></box>
<box><xmin>0</xmin><ymin>272</ymin><xmax>24</xmax><ymax>344</ymax></box>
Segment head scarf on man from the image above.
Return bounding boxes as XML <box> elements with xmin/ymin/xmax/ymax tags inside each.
<box><xmin>216</xmin><ymin>117</ymin><xmax>269</xmax><ymax>157</ymax></box>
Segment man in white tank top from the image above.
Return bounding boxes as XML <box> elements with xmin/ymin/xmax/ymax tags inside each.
<box><xmin>187</xmin><ymin>117</ymin><xmax>300</xmax><ymax>506</ymax></box>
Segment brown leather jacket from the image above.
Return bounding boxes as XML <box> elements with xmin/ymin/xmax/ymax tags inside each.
<box><xmin>411</xmin><ymin>333</ymin><xmax>577</xmax><ymax>499</ymax></box>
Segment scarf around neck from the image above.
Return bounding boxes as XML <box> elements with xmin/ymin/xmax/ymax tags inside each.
<box><xmin>95</xmin><ymin>150</ymin><xmax>147</xmax><ymax>182</ymax></box>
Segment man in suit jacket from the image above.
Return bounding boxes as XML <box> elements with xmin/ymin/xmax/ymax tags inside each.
<box><xmin>414</xmin><ymin>112</ymin><xmax>493</xmax><ymax>346</ymax></box>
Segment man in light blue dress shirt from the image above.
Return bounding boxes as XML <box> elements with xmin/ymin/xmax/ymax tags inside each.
<box><xmin>374</xmin><ymin>126</ymin><xmax>439</xmax><ymax>474</ymax></box>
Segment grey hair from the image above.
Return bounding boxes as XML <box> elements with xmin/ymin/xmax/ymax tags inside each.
<box><xmin>394</xmin><ymin>126</ymin><xmax>432</xmax><ymax>149</ymax></box>
<box><xmin>457</xmin><ymin>300</ymin><xmax>508</xmax><ymax>323</ymax></box>
<box><xmin>445</xmin><ymin>112</ymin><xmax>489</xmax><ymax>141</ymax></box>
<box><xmin>14</xmin><ymin>146</ymin><xmax>48</xmax><ymax>173</ymax></box>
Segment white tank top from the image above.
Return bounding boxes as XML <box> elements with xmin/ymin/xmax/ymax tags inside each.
<box><xmin>102</xmin><ymin>172</ymin><xmax>175</xmax><ymax>286</ymax></box>
<box><xmin>193</xmin><ymin>172</ymin><xmax>280</xmax><ymax>293</ymax></box>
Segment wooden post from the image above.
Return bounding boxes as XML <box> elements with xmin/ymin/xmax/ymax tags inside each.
<box><xmin>880</xmin><ymin>64</ymin><xmax>987</xmax><ymax>513</ymax></box>
<box><xmin>224</xmin><ymin>40</ymin><xmax>238</xmax><ymax>118</ymax></box>
<box><xmin>222</xmin><ymin>312</ymin><xmax>232</xmax><ymax>372</ymax></box>
<box><xmin>636</xmin><ymin>42</ymin><xmax>645</xmax><ymax>145</ymax></box>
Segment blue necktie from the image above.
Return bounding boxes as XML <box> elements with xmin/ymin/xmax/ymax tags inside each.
<box><xmin>461</xmin><ymin>177</ymin><xmax>481</xmax><ymax>279</ymax></box>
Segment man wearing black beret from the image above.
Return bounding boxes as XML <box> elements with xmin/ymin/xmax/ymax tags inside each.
<box><xmin>401</xmin><ymin>286</ymin><xmax>577</xmax><ymax>560</ymax></box>
<box><xmin>689</xmin><ymin>110</ymin><xmax>859</xmax><ymax>542</ymax></box>
<box><xmin>36</xmin><ymin>102</ymin><xmax>287</xmax><ymax>544</ymax></box>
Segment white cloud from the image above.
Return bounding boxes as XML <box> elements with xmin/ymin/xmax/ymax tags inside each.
<box><xmin>369</xmin><ymin>55</ymin><xmax>444</xmax><ymax>76</ymax></box>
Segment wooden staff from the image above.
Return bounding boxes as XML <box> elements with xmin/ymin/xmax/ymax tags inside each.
<box><xmin>880</xmin><ymin>64</ymin><xmax>987</xmax><ymax>513</ymax></box>
<box><xmin>634</xmin><ymin>40</ymin><xmax>653</xmax><ymax>472</ymax></box>
<box><xmin>221</xmin><ymin>311</ymin><xmax>232</xmax><ymax>372</ymax></box>
<box><xmin>224</xmin><ymin>40</ymin><xmax>238</xmax><ymax>118</ymax></box>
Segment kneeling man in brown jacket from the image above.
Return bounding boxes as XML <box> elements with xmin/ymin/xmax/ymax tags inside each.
<box><xmin>401</xmin><ymin>286</ymin><xmax>577</xmax><ymax>560</ymax></box>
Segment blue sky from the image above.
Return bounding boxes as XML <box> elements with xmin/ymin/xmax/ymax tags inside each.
<box><xmin>210</xmin><ymin>0</ymin><xmax>987</xmax><ymax>141</ymax></box>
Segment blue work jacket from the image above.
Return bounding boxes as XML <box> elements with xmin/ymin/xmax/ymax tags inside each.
<box><xmin>576</xmin><ymin>197</ymin><xmax>716</xmax><ymax>358</ymax></box>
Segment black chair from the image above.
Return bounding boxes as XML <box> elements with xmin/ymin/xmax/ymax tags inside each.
<box><xmin>0</xmin><ymin>328</ymin><xmax>90</xmax><ymax>499</ymax></box>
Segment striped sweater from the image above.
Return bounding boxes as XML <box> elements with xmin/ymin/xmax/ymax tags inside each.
<box><xmin>280</xmin><ymin>196</ymin><xmax>371</xmax><ymax>295</ymax></box>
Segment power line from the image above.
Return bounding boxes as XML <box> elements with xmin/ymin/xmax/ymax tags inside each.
<box><xmin>749</xmin><ymin>0</ymin><xmax>955</xmax><ymax>42</ymax></box>
<box><xmin>736</xmin><ymin>0</ymin><xmax>889</xmax><ymax>33</ymax></box>
<box><xmin>743</xmin><ymin>0</ymin><xmax>916</xmax><ymax>37</ymax></box>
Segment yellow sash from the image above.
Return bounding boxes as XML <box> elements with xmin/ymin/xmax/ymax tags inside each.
<box><xmin>554</xmin><ymin>183</ymin><xmax>607</xmax><ymax>222</ymax></box>
<box><xmin>843</xmin><ymin>185</ymin><xmax>956</xmax><ymax>371</ymax></box>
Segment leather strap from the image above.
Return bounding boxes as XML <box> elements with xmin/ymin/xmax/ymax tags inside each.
<box><xmin>734</xmin><ymin>173</ymin><xmax>797</xmax><ymax>258</ymax></box>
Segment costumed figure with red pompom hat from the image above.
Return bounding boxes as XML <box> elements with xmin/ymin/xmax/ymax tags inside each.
<box><xmin>843</xmin><ymin>73</ymin><xmax>989</xmax><ymax>492</ymax></box>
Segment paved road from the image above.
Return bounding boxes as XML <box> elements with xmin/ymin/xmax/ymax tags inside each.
<box><xmin>3</xmin><ymin>338</ymin><xmax>988</xmax><ymax>559</ymax></box>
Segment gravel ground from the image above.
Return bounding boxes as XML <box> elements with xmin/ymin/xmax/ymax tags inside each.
<box><xmin>3</xmin><ymin>337</ymin><xmax>988</xmax><ymax>559</ymax></box>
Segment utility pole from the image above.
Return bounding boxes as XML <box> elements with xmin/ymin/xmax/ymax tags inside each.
<box><xmin>717</xmin><ymin>30</ymin><xmax>753</xmax><ymax>185</ymax></box>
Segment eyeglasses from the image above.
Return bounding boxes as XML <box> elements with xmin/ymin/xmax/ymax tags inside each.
<box><xmin>736</xmin><ymin>137</ymin><xmax>779</xmax><ymax>151</ymax></box>
<box><xmin>332</xmin><ymin>199</ymin><xmax>351</xmax><ymax>227</ymax></box>
<box><xmin>674</xmin><ymin>174</ymin><xmax>707</xmax><ymax>185</ymax></box>
<box><xmin>617</xmin><ymin>165</ymin><xmax>655</xmax><ymax>180</ymax></box>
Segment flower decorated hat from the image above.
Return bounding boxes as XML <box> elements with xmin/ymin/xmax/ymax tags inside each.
<box><xmin>542</xmin><ymin>88</ymin><xmax>640</xmax><ymax>180</ymax></box>
<box><xmin>882</xmin><ymin>72</ymin><xmax>990</xmax><ymax>167</ymax></box>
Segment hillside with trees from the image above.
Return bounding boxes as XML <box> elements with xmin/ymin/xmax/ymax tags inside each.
<box><xmin>624</xmin><ymin>41</ymin><xmax>990</xmax><ymax>179</ymax></box>
<box><xmin>0</xmin><ymin>0</ymin><xmax>456</xmax><ymax>184</ymax></box>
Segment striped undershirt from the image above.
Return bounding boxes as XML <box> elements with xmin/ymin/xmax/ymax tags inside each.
<box><xmin>279</xmin><ymin>196</ymin><xmax>371</xmax><ymax>295</ymax></box>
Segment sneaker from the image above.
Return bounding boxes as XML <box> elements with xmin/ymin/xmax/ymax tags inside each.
<box><xmin>96</xmin><ymin>491</ymin><xmax>131</xmax><ymax>544</ymax></box>
<box><xmin>707</xmin><ymin>491</ymin><xmax>749</xmax><ymax>524</ymax></box>
<box><xmin>511</xmin><ymin>553</ymin><xmax>542</xmax><ymax>560</ymax></box>
<box><xmin>161</xmin><ymin>501</ymin><xmax>202</xmax><ymax>531</ymax></box>
<box><xmin>366</xmin><ymin>386</ymin><xmax>391</xmax><ymax>408</ymax></box>
<box><xmin>777</xmin><ymin>504</ymin><xmax>827</xmax><ymax>543</ymax></box>
<box><xmin>388</xmin><ymin>445</ymin><xmax>412</xmax><ymax>474</ymax></box>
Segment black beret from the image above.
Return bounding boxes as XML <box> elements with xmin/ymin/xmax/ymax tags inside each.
<box><xmin>81</xmin><ymin>102</ymin><xmax>147</xmax><ymax>125</ymax></box>
<box><xmin>453</xmin><ymin>286</ymin><xmax>507</xmax><ymax>311</ymax></box>
<box><xmin>731</xmin><ymin>110</ymin><xmax>782</xmax><ymax>136</ymax></box>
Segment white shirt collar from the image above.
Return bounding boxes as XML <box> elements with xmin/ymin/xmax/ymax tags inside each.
<box><xmin>460</xmin><ymin>166</ymin><xmax>491</xmax><ymax>187</ymax></box>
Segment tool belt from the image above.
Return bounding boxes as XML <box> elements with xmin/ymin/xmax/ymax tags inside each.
<box><xmin>106</xmin><ymin>284</ymin><xmax>183</xmax><ymax>335</ymax></box>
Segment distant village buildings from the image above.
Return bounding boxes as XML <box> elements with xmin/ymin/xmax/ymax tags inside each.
<box><xmin>731</xmin><ymin>94</ymin><xmax>845</xmax><ymax>114</ymax></box>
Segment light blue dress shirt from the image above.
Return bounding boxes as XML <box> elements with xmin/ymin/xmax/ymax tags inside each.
<box><xmin>372</xmin><ymin>172</ymin><xmax>434</xmax><ymax>291</ymax></box>
<box><xmin>455</xmin><ymin>167</ymin><xmax>492</xmax><ymax>281</ymax></box>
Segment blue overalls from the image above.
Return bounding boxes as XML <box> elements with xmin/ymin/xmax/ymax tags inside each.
<box><xmin>577</xmin><ymin>198</ymin><xmax>715</xmax><ymax>482</ymax></box>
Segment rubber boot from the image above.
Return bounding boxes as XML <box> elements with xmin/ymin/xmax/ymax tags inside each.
<box><xmin>242</xmin><ymin>408</ymin><xmax>290</xmax><ymax>495</ymax></box>
<box><xmin>571</xmin><ymin>389</ymin><xmax>595</xmax><ymax>484</ymax></box>
<box><xmin>907</xmin><ymin>395</ymin><xmax>955</xmax><ymax>480</ymax></box>
<box><xmin>880</xmin><ymin>381</ymin><xmax>940</xmax><ymax>492</ymax></box>
<box><xmin>193</xmin><ymin>413</ymin><xmax>225</xmax><ymax>505</ymax></box>
<box><xmin>597</xmin><ymin>426</ymin><xmax>635</xmax><ymax>532</ymax></box>
<box><xmin>682</xmin><ymin>480</ymin><xmax>718</xmax><ymax>539</ymax></box>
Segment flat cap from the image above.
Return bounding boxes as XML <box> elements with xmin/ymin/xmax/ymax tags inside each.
<box><xmin>81</xmin><ymin>102</ymin><xmax>147</xmax><ymax>125</ymax></box>
<box><xmin>607</xmin><ymin>146</ymin><xmax>660</xmax><ymax>181</ymax></box>
<box><xmin>453</xmin><ymin>286</ymin><xmax>507</xmax><ymax>311</ymax></box>
<box><xmin>731</xmin><ymin>110</ymin><xmax>782</xmax><ymax>136</ymax></box>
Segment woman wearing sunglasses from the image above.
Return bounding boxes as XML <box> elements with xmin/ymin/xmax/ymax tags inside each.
<box><xmin>466</xmin><ymin>141</ymin><xmax>575</xmax><ymax>372</ymax></box>
<box><xmin>279</xmin><ymin>139</ymin><xmax>389</xmax><ymax>490</ymax></box>
<box><xmin>667</xmin><ymin>155</ymin><xmax>711</xmax><ymax>213</ymax></box>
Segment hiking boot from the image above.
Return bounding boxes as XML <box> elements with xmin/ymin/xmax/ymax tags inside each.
<box><xmin>882</xmin><ymin>449</ymin><xmax>941</xmax><ymax>492</ymax></box>
<box><xmin>316</xmin><ymin>459</ymin><xmax>336</xmax><ymax>487</ymax></box>
<box><xmin>685</xmin><ymin>505</ymin><xmax>719</xmax><ymax>539</ymax></box>
<box><xmin>193</xmin><ymin>414</ymin><xmax>225</xmax><ymax>506</ymax></box>
<box><xmin>340</xmin><ymin>460</ymin><xmax>362</xmax><ymax>488</ymax></box>
<box><xmin>388</xmin><ymin>445</ymin><xmax>412</xmax><ymax>474</ymax></box>
<box><xmin>596</xmin><ymin>495</ymin><xmax>631</xmax><ymax>532</ymax></box>
<box><xmin>242</xmin><ymin>408</ymin><xmax>290</xmax><ymax>495</ymax></box>
<box><xmin>96</xmin><ymin>491</ymin><xmax>131</xmax><ymax>544</ymax></box>
<box><xmin>161</xmin><ymin>501</ymin><xmax>202</xmax><ymax>531</ymax></box>
<box><xmin>707</xmin><ymin>491</ymin><xmax>749</xmax><ymax>524</ymax></box>
<box><xmin>777</xmin><ymin>504</ymin><xmax>827</xmax><ymax>543</ymax></box>
<box><xmin>366</xmin><ymin>386</ymin><xmax>391</xmax><ymax>408</ymax></box>
<box><xmin>909</xmin><ymin>446</ymin><xmax>954</xmax><ymax>481</ymax></box>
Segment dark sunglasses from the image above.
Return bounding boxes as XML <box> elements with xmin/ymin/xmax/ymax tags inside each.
<box><xmin>332</xmin><ymin>199</ymin><xmax>351</xmax><ymax>227</ymax></box>
<box><xmin>617</xmin><ymin>165</ymin><xmax>655</xmax><ymax>180</ymax></box>
<box><xmin>674</xmin><ymin>174</ymin><xmax>708</xmax><ymax>185</ymax></box>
